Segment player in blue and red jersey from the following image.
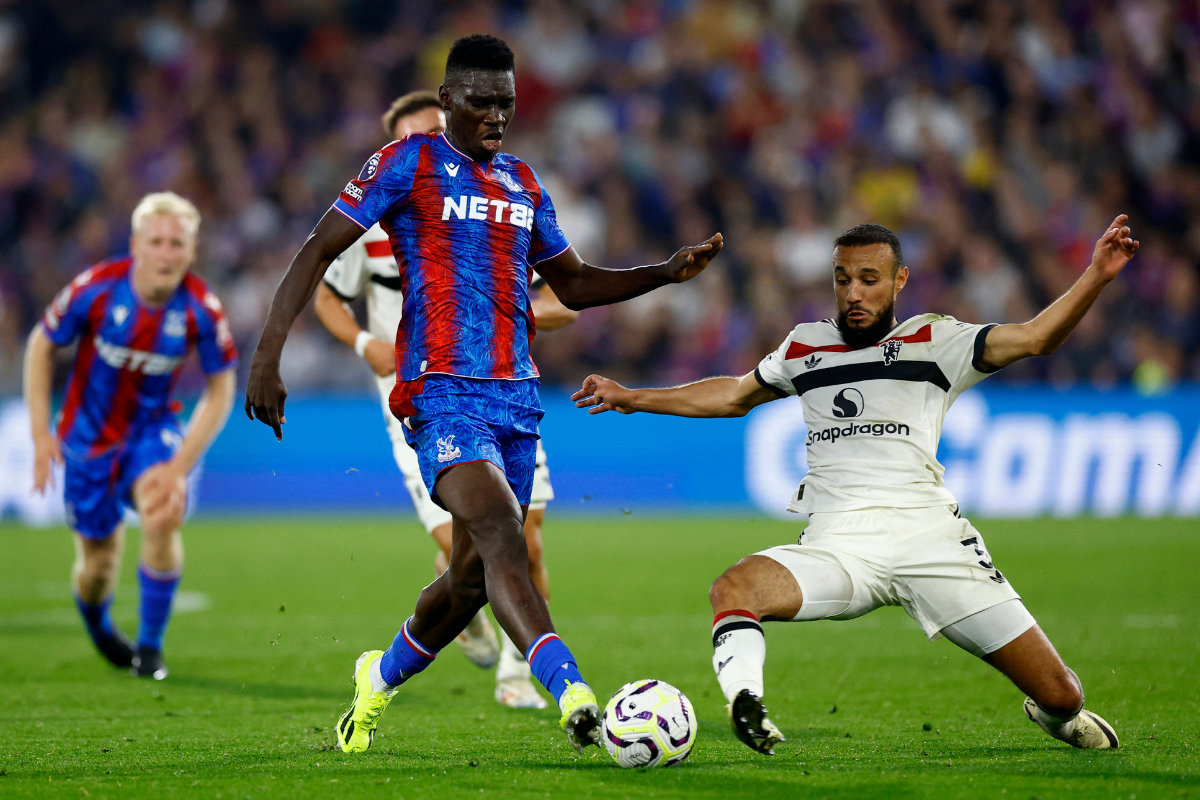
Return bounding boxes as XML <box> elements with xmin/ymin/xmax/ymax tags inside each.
<box><xmin>24</xmin><ymin>192</ymin><xmax>238</xmax><ymax>680</ymax></box>
<box><xmin>244</xmin><ymin>35</ymin><xmax>722</xmax><ymax>753</ymax></box>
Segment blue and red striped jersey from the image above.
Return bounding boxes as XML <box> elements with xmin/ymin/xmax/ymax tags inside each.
<box><xmin>331</xmin><ymin>132</ymin><xmax>571</xmax><ymax>406</ymax></box>
<box><xmin>41</xmin><ymin>257</ymin><xmax>238</xmax><ymax>458</ymax></box>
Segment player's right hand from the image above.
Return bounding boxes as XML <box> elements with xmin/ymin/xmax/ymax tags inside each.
<box><xmin>31</xmin><ymin>432</ymin><xmax>62</xmax><ymax>495</ymax></box>
<box><xmin>364</xmin><ymin>337</ymin><xmax>397</xmax><ymax>378</ymax></box>
<box><xmin>572</xmin><ymin>375</ymin><xmax>636</xmax><ymax>415</ymax></box>
<box><xmin>245</xmin><ymin>353</ymin><xmax>288</xmax><ymax>441</ymax></box>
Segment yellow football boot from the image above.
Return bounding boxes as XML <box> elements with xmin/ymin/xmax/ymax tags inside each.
<box><xmin>558</xmin><ymin>681</ymin><xmax>601</xmax><ymax>752</ymax></box>
<box><xmin>336</xmin><ymin>650</ymin><xmax>395</xmax><ymax>753</ymax></box>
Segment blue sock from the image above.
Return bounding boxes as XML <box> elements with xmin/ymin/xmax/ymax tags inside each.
<box><xmin>378</xmin><ymin>618</ymin><xmax>437</xmax><ymax>687</ymax></box>
<box><xmin>75</xmin><ymin>594</ymin><xmax>116</xmax><ymax>645</ymax></box>
<box><xmin>137</xmin><ymin>563</ymin><xmax>181</xmax><ymax>651</ymax></box>
<box><xmin>526</xmin><ymin>633</ymin><xmax>585</xmax><ymax>706</ymax></box>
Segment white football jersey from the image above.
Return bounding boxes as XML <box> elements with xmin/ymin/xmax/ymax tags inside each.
<box><xmin>322</xmin><ymin>223</ymin><xmax>404</xmax><ymax>343</ymax></box>
<box><xmin>754</xmin><ymin>314</ymin><xmax>998</xmax><ymax>514</ymax></box>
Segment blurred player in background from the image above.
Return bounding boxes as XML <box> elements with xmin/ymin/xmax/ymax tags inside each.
<box><xmin>575</xmin><ymin>218</ymin><xmax>1139</xmax><ymax>754</ymax></box>
<box><xmin>23</xmin><ymin>192</ymin><xmax>238</xmax><ymax>680</ymax></box>
<box><xmin>312</xmin><ymin>90</ymin><xmax>577</xmax><ymax>710</ymax></box>
<box><xmin>245</xmin><ymin>34</ymin><xmax>721</xmax><ymax>753</ymax></box>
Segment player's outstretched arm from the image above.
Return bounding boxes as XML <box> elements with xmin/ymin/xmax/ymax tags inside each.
<box><xmin>572</xmin><ymin>371</ymin><xmax>777</xmax><ymax>418</ymax></box>
<box><xmin>245</xmin><ymin>210</ymin><xmax>365</xmax><ymax>439</ymax></box>
<box><xmin>980</xmin><ymin>215</ymin><xmax>1139</xmax><ymax>371</ymax></box>
<box><xmin>535</xmin><ymin>234</ymin><xmax>723</xmax><ymax>311</ymax></box>
<box><xmin>22</xmin><ymin>326</ymin><xmax>62</xmax><ymax>494</ymax></box>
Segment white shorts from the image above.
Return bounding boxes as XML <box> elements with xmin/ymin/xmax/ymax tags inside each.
<box><xmin>375</xmin><ymin>375</ymin><xmax>554</xmax><ymax>534</ymax></box>
<box><xmin>757</xmin><ymin>505</ymin><xmax>1022</xmax><ymax>639</ymax></box>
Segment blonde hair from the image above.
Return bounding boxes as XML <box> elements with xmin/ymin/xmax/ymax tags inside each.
<box><xmin>131</xmin><ymin>192</ymin><xmax>201</xmax><ymax>237</ymax></box>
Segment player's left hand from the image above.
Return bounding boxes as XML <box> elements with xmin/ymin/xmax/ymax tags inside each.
<box><xmin>573</xmin><ymin>375</ymin><xmax>637</xmax><ymax>414</ymax></box>
<box><xmin>1089</xmin><ymin>214</ymin><xmax>1139</xmax><ymax>282</ymax></box>
<box><xmin>664</xmin><ymin>233</ymin><xmax>723</xmax><ymax>284</ymax></box>
<box><xmin>245</xmin><ymin>354</ymin><xmax>288</xmax><ymax>440</ymax></box>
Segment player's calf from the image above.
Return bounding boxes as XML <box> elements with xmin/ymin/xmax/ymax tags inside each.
<box><xmin>973</xmin><ymin>620</ymin><xmax>1116</xmax><ymax>749</ymax></box>
<box><xmin>72</xmin><ymin>532</ymin><xmax>135</xmax><ymax>668</ymax></box>
<box><xmin>133</xmin><ymin>476</ymin><xmax>186</xmax><ymax>678</ymax></box>
<box><xmin>708</xmin><ymin>556</ymin><xmax>805</xmax><ymax>748</ymax></box>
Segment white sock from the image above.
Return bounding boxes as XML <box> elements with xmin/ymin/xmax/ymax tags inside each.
<box><xmin>712</xmin><ymin>611</ymin><xmax>766</xmax><ymax>703</ymax></box>
<box><xmin>496</xmin><ymin>625</ymin><xmax>531</xmax><ymax>682</ymax></box>
<box><xmin>369</xmin><ymin>657</ymin><xmax>395</xmax><ymax>693</ymax></box>
<box><xmin>1034</xmin><ymin>704</ymin><xmax>1077</xmax><ymax>738</ymax></box>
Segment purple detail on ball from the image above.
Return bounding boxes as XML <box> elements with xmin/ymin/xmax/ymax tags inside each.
<box><xmin>627</xmin><ymin>680</ymin><xmax>659</xmax><ymax>696</ymax></box>
<box><xmin>612</xmin><ymin>736</ymin><xmax>659</xmax><ymax>766</ymax></box>
<box><xmin>614</xmin><ymin>697</ymin><xmax>653</xmax><ymax>723</ymax></box>
<box><xmin>657</xmin><ymin>713</ymin><xmax>692</xmax><ymax>748</ymax></box>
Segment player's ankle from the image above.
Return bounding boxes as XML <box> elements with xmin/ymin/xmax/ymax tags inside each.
<box><xmin>724</xmin><ymin>681</ymin><xmax>765</xmax><ymax>703</ymax></box>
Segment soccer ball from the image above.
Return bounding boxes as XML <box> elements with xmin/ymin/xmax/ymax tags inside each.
<box><xmin>601</xmin><ymin>679</ymin><xmax>697</xmax><ymax>768</ymax></box>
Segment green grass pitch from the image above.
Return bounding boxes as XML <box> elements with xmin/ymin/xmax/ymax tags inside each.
<box><xmin>1</xmin><ymin>514</ymin><xmax>1198</xmax><ymax>799</ymax></box>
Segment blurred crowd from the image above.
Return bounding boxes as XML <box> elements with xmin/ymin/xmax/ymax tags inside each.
<box><xmin>1</xmin><ymin>0</ymin><xmax>1198</xmax><ymax>396</ymax></box>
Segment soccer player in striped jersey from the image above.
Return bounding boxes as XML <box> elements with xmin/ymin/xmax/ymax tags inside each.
<box><xmin>312</xmin><ymin>90</ymin><xmax>574</xmax><ymax>709</ymax></box>
<box><xmin>245</xmin><ymin>34</ymin><xmax>721</xmax><ymax>753</ymax></box>
<box><xmin>574</xmin><ymin>219</ymin><xmax>1139</xmax><ymax>754</ymax></box>
<box><xmin>24</xmin><ymin>192</ymin><xmax>238</xmax><ymax>680</ymax></box>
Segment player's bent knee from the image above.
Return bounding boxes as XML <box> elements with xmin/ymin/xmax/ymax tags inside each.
<box><xmin>709</xmin><ymin>572</ymin><xmax>752</xmax><ymax>613</ymax></box>
<box><xmin>142</xmin><ymin>506</ymin><xmax>184</xmax><ymax>539</ymax></box>
<box><xmin>78</xmin><ymin>535</ymin><xmax>120</xmax><ymax>576</ymax></box>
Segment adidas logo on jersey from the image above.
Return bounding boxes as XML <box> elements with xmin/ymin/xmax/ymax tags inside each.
<box><xmin>804</xmin><ymin>354</ymin><xmax>821</xmax><ymax>369</ymax></box>
<box><xmin>93</xmin><ymin>336</ymin><xmax>184</xmax><ymax>375</ymax></box>
<box><xmin>442</xmin><ymin>195</ymin><xmax>534</xmax><ymax>230</ymax></box>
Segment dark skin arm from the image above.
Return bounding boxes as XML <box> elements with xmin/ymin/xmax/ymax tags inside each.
<box><xmin>245</xmin><ymin>209</ymin><xmax>364</xmax><ymax>439</ymax></box>
<box><xmin>535</xmin><ymin>234</ymin><xmax>724</xmax><ymax>311</ymax></box>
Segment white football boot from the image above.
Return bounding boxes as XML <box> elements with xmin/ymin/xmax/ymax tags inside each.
<box><xmin>495</xmin><ymin>625</ymin><xmax>547</xmax><ymax>709</ymax></box>
<box><xmin>1023</xmin><ymin>697</ymin><xmax>1119</xmax><ymax>749</ymax></box>
<box><xmin>455</xmin><ymin>609</ymin><xmax>499</xmax><ymax>669</ymax></box>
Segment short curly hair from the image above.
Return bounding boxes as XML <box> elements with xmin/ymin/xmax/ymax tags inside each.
<box><xmin>444</xmin><ymin>34</ymin><xmax>515</xmax><ymax>79</ymax></box>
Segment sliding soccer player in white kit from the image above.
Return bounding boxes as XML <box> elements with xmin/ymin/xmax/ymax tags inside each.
<box><xmin>312</xmin><ymin>91</ymin><xmax>575</xmax><ymax>709</ymax></box>
<box><xmin>574</xmin><ymin>218</ymin><xmax>1140</xmax><ymax>754</ymax></box>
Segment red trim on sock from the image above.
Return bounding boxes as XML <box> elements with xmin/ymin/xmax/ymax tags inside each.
<box><xmin>713</xmin><ymin>609</ymin><xmax>759</xmax><ymax>626</ymax></box>
<box><xmin>402</xmin><ymin>620</ymin><xmax>436</xmax><ymax>658</ymax></box>
<box><xmin>528</xmin><ymin>633</ymin><xmax>559</xmax><ymax>662</ymax></box>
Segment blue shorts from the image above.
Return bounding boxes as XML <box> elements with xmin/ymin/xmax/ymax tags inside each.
<box><xmin>402</xmin><ymin>376</ymin><xmax>543</xmax><ymax>508</ymax></box>
<box><xmin>63</xmin><ymin>417</ymin><xmax>183</xmax><ymax>540</ymax></box>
